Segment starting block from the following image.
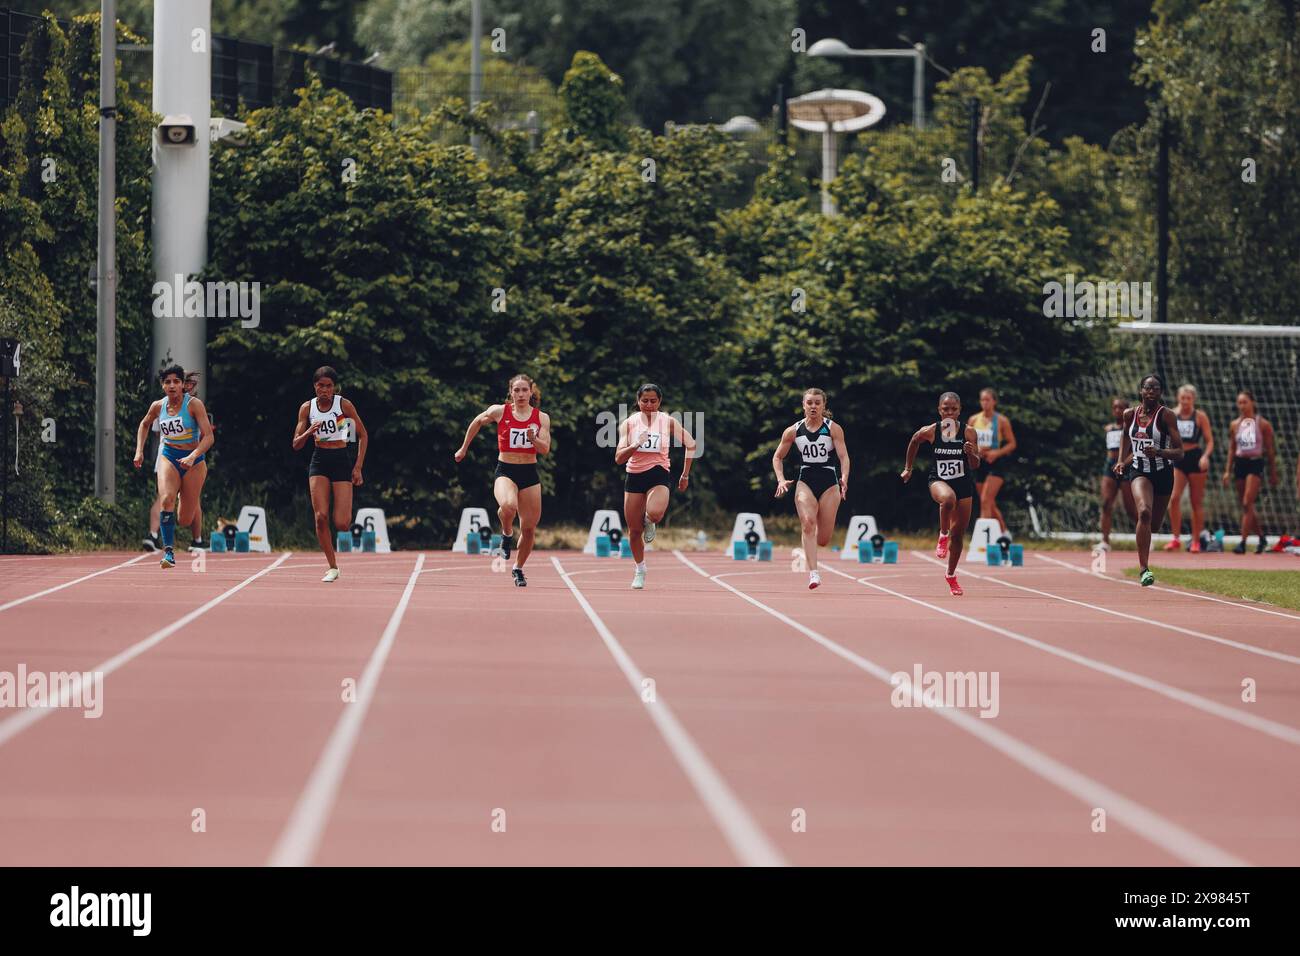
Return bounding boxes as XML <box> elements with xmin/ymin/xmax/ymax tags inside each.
<box><xmin>858</xmin><ymin>533</ymin><xmax>895</xmax><ymax>564</ymax></box>
<box><xmin>595</xmin><ymin>535</ymin><xmax>612</xmax><ymax>558</ymax></box>
<box><xmin>985</xmin><ymin>537</ymin><xmax>1022</xmax><ymax>567</ymax></box>
<box><xmin>732</xmin><ymin>540</ymin><xmax>749</xmax><ymax>560</ymax></box>
<box><xmin>465</xmin><ymin>532</ymin><xmax>482</xmax><ymax>555</ymax></box>
<box><xmin>362</xmin><ymin>530</ymin><xmax>377</xmax><ymax>553</ymax></box>
<box><xmin>757</xmin><ymin>541</ymin><xmax>773</xmax><ymax>561</ymax></box>
<box><xmin>336</xmin><ymin>531</ymin><xmax>352</xmax><ymax>552</ymax></box>
<box><xmin>453</xmin><ymin>508</ymin><xmax>492</xmax><ymax>553</ymax></box>
<box><xmin>620</xmin><ymin>538</ymin><xmax>633</xmax><ymax>558</ymax></box>
<box><xmin>209</xmin><ymin>534</ymin><xmax>227</xmax><ymax>553</ymax></box>
<box><xmin>489</xmin><ymin>533</ymin><xmax>503</xmax><ymax>554</ymax></box>
<box><xmin>234</xmin><ymin>530</ymin><xmax>250</xmax><ymax>553</ymax></box>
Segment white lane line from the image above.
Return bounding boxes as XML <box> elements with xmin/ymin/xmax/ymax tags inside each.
<box><xmin>0</xmin><ymin>552</ymin><xmax>293</xmax><ymax>748</ymax></box>
<box><xmin>1034</xmin><ymin>552</ymin><xmax>1300</xmax><ymax>624</ymax></box>
<box><xmin>268</xmin><ymin>553</ymin><xmax>425</xmax><ymax>867</ymax></box>
<box><xmin>0</xmin><ymin>554</ymin><xmax>150</xmax><ymax>613</ymax></box>
<box><xmin>552</xmin><ymin>556</ymin><xmax>786</xmax><ymax>867</ymax></box>
<box><xmin>912</xmin><ymin>551</ymin><xmax>1300</xmax><ymax>666</ymax></box>
<box><xmin>836</xmin><ymin>557</ymin><xmax>1300</xmax><ymax>746</ymax></box>
<box><xmin>672</xmin><ymin>550</ymin><xmax>1246</xmax><ymax>867</ymax></box>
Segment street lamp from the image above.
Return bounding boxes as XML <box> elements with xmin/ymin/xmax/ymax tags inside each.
<box><xmin>786</xmin><ymin>89</ymin><xmax>887</xmax><ymax>216</ymax></box>
<box><xmin>807</xmin><ymin>37</ymin><xmax>925</xmax><ymax>130</ymax></box>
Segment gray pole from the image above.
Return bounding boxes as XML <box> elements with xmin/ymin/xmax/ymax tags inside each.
<box><xmin>913</xmin><ymin>44</ymin><xmax>925</xmax><ymax>130</ymax></box>
<box><xmin>152</xmin><ymin>0</ymin><xmax>211</xmax><ymax>398</ymax></box>
<box><xmin>95</xmin><ymin>0</ymin><xmax>117</xmax><ymax>503</ymax></box>
<box><xmin>469</xmin><ymin>0</ymin><xmax>482</xmax><ymax>152</ymax></box>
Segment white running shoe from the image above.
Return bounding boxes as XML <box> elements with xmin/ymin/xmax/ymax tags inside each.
<box><xmin>632</xmin><ymin>568</ymin><xmax>646</xmax><ymax>590</ymax></box>
<box><xmin>643</xmin><ymin>520</ymin><xmax>656</xmax><ymax>544</ymax></box>
<box><xmin>808</xmin><ymin>569</ymin><xmax>821</xmax><ymax>590</ymax></box>
<box><xmin>322</xmin><ymin>567</ymin><xmax>340</xmax><ymax>583</ymax></box>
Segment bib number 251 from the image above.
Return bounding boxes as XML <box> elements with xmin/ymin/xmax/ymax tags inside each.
<box><xmin>937</xmin><ymin>458</ymin><xmax>964</xmax><ymax>480</ymax></box>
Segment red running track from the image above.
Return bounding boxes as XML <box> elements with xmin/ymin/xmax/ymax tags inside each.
<box><xmin>0</xmin><ymin>545</ymin><xmax>1297</xmax><ymax>866</ymax></box>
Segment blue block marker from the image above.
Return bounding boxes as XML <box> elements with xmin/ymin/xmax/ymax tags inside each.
<box><xmin>1009</xmin><ymin>543</ymin><xmax>1024</xmax><ymax>567</ymax></box>
<box><xmin>362</xmin><ymin>530</ymin><xmax>377</xmax><ymax>553</ymax></box>
<box><xmin>757</xmin><ymin>541</ymin><xmax>773</xmax><ymax>561</ymax></box>
<box><xmin>883</xmin><ymin>541</ymin><xmax>899</xmax><ymax>564</ymax></box>
<box><xmin>620</xmin><ymin>538</ymin><xmax>633</xmax><ymax>558</ymax></box>
<box><xmin>733</xmin><ymin>540</ymin><xmax>748</xmax><ymax>560</ymax></box>
<box><xmin>466</xmin><ymin>533</ymin><xmax>481</xmax><ymax>555</ymax></box>
<box><xmin>235</xmin><ymin>531</ymin><xmax>250</xmax><ymax>553</ymax></box>
<box><xmin>336</xmin><ymin>531</ymin><xmax>352</xmax><ymax>552</ymax></box>
<box><xmin>489</xmin><ymin>534</ymin><xmax>502</xmax><ymax>555</ymax></box>
<box><xmin>858</xmin><ymin>539</ymin><xmax>875</xmax><ymax>563</ymax></box>
<box><xmin>595</xmin><ymin>535</ymin><xmax>611</xmax><ymax>558</ymax></box>
<box><xmin>209</xmin><ymin>534</ymin><xmax>226</xmax><ymax>553</ymax></box>
<box><xmin>986</xmin><ymin>546</ymin><xmax>1002</xmax><ymax>566</ymax></box>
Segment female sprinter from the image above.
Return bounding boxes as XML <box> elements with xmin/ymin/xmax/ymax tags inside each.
<box><xmin>1164</xmin><ymin>384</ymin><xmax>1214</xmax><ymax>552</ymax></box>
<box><xmin>902</xmin><ymin>391</ymin><xmax>980</xmax><ymax>595</ymax></box>
<box><xmin>133</xmin><ymin>365</ymin><xmax>215</xmax><ymax>569</ymax></box>
<box><xmin>1099</xmin><ymin>397</ymin><xmax>1137</xmax><ymax>550</ymax></box>
<box><xmin>772</xmin><ymin>388</ymin><xmax>849</xmax><ymax>590</ymax></box>
<box><xmin>454</xmin><ymin>374</ymin><xmax>551</xmax><ymax>587</ymax></box>
<box><xmin>615</xmin><ymin>384</ymin><xmax>697</xmax><ymax>590</ymax></box>
<box><xmin>968</xmin><ymin>387</ymin><xmax>1017</xmax><ymax>535</ymax></box>
<box><xmin>1115</xmin><ymin>374</ymin><xmax>1184</xmax><ymax>585</ymax></box>
<box><xmin>145</xmin><ymin>372</ymin><xmax>208</xmax><ymax>551</ymax></box>
<box><xmin>1223</xmin><ymin>390</ymin><xmax>1279</xmax><ymax>554</ymax></box>
<box><xmin>292</xmin><ymin>366</ymin><xmax>369</xmax><ymax>583</ymax></box>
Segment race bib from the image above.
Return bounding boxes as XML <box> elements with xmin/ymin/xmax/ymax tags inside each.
<box><xmin>1238</xmin><ymin>419</ymin><xmax>1259</xmax><ymax>452</ymax></box>
<box><xmin>975</xmin><ymin>427</ymin><xmax>994</xmax><ymax>448</ymax></box>
<box><xmin>639</xmin><ymin>431</ymin><xmax>661</xmax><ymax>451</ymax></box>
<box><xmin>315</xmin><ymin>417</ymin><xmax>342</xmax><ymax>441</ymax></box>
<box><xmin>802</xmin><ymin>440</ymin><xmax>830</xmax><ymax>462</ymax></box>
<box><xmin>1133</xmin><ymin>437</ymin><xmax>1154</xmax><ymax>457</ymax></box>
<box><xmin>509</xmin><ymin>426</ymin><xmax>535</xmax><ymax>449</ymax></box>
<box><xmin>1105</xmin><ymin>429</ymin><xmax>1122</xmax><ymax>451</ymax></box>
<box><xmin>160</xmin><ymin>418</ymin><xmax>186</xmax><ymax>438</ymax></box>
<box><xmin>1177</xmin><ymin>418</ymin><xmax>1196</xmax><ymax>440</ymax></box>
<box><xmin>937</xmin><ymin>457</ymin><xmax>965</xmax><ymax>480</ymax></box>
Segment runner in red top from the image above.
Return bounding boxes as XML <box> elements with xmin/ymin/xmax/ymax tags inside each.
<box><xmin>455</xmin><ymin>374</ymin><xmax>552</xmax><ymax>586</ymax></box>
<box><xmin>615</xmin><ymin>384</ymin><xmax>698</xmax><ymax>590</ymax></box>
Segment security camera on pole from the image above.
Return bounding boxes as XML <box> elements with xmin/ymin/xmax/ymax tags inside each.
<box><xmin>152</xmin><ymin>0</ymin><xmax>211</xmax><ymax>397</ymax></box>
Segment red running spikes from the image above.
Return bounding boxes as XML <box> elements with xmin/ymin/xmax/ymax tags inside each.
<box><xmin>945</xmin><ymin>575</ymin><xmax>963</xmax><ymax>596</ymax></box>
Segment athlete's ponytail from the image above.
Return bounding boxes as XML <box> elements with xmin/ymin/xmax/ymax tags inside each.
<box><xmin>508</xmin><ymin>374</ymin><xmax>540</xmax><ymax>408</ymax></box>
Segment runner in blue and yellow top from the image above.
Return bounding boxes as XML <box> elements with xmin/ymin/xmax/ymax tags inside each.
<box><xmin>967</xmin><ymin>387</ymin><xmax>1017</xmax><ymax>535</ymax></box>
<box><xmin>133</xmin><ymin>365</ymin><xmax>215</xmax><ymax>569</ymax></box>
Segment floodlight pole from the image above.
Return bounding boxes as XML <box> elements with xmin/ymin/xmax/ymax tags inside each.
<box><xmin>95</xmin><ymin>0</ymin><xmax>117</xmax><ymax>503</ymax></box>
<box><xmin>469</xmin><ymin>0</ymin><xmax>482</xmax><ymax>152</ymax></box>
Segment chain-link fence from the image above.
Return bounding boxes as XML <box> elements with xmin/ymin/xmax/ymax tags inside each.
<box><xmin>0</xmin><ymin>8</ymin><xmax>392</xmax><ymax>117</ymax></box>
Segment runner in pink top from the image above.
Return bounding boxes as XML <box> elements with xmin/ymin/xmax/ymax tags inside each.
<box><xmin>614</xmin><ymin>384</ymin><xmax>698</xmax><ymax>590</ymax></box>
